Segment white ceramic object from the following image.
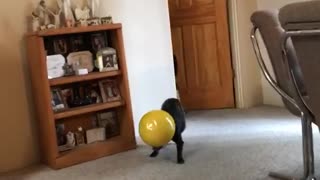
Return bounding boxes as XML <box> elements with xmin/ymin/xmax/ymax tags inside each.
<box><xmin>67</xmin><ymin>51</ymin><xmax>94</xmax><ymax>72</ymax></box>
<box><xmin>47</xmin><ymin>54</ymin><xmax>66</xmax><ymax>79</ymax></box>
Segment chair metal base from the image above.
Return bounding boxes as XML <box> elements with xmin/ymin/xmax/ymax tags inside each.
<box><xmin>268</xmin><ymin>113</ymin><xmax>316</xmax><ymax>180</ymax></box>
<box><xmin>269</xmin><ymin>172</ymin><xmax>316</xmax><ymax>180</ymax></box>
<box><xmin>251</xmin><ymin>27</ymin><xmax>317</xmax><ymax>180</ymax></box>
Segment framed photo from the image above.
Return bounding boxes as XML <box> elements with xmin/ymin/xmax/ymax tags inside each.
<box><xmin>99</xmin><ymin>79</ymin><xmax>121</xmax><ymax>102</ymax></box>
<box><xmin>91</xmin><ymin>33</ymin><xmax>106</xmax><ymax>52</ymax></box>
<box><xmin>86</xmin><ymin>128</ymin><xmax>106</xmax><ymax>144</ymax></box>
<box><xmin>101</xmin><ymin>16</ymin><xmax>113</xmax><ymax>24</ymax></box>
<box><xmin>70</xmin><ymin>35</ymin><xmax>85</xmax><ymax>52</ymax></box>
<box><xmin>84</xmin><ymin>83</ymin><xmax>103</xmax><ymax>104</ymax></box>
<box><xmin>53</xmin><ymin>38</ymin><xmax>68</xmax><ymax>54</ymax></box>
<box><xmin>67</xmin><ymin>51</ymin><xmax>94</xmax><ymax>72</ymax></box>
<box><xmin>97</xmin><ymin>111</ymin><xmax>120</xmax><ymax>138</ymax></box>
<box><xmin>75</xmin><ymin>128</ymin><xmax>86</xmax><ymax>146</ymax></box>
<box><xmin>96</xmin><ymin>48</ymin><xmax>119</xmax><ymax>72</ymax></box>
<box><xmin>55</xmin><ymin>124</ymin><xmax>66</xmax><ymax>146</ymax></box>
<box><xmin>60</xmin><ymin>88</ymin><xmax>74</xmax><ymax>108</ymax></box>
<box><xmin>51</xmin><ymin>89</ymin><xmax>67</xmax><ymax>112</ymax></box>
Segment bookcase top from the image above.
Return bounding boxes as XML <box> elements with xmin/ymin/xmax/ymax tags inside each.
<box><xmin>27</xmin><ymin>23</ymin><xmax>122</xmax><ymax>37</ymax></box>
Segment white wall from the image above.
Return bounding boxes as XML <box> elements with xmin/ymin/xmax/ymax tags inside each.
<box><xmin>99</xmin><ymin>0</ymin><xmax>177</xmax><ymax>130</ymax></box>
<box><xmin>257</xmin><ymin>0</ymin><xmax>308</xmax><ymax>106</ymax></box>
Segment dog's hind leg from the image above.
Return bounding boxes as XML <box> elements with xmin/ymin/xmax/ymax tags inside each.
<box><xmin>173</xmin><ymin>135</ymin><xmax>185</xmax><ymax>164</ymax></box>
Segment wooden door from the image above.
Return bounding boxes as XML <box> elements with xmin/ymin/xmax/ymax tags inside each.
<box><xmin>169</xmin><ymin>0</ymin><xmax>235</xmax><ymax>110</ymax></box>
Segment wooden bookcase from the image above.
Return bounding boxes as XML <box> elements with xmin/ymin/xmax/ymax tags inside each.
<box><xmin>26</xmin><ymin>24</ymin><xmax>136</xmax><ymax>169</ymax></box>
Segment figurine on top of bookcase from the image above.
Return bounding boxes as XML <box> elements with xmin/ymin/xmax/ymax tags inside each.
<box><xmin>32</xmin><ymin>0</ymin><xmax>53</xmax><ymax>31</ymax></box>
<box><xmin>31</xmin><ymin>0</ymin><xmax>114</xmax><ymax>32</ymax></box>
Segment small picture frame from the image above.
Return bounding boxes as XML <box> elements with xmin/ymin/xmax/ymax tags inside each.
<box><xmin>53</xmin><ymin>38</ymin><xmax>68</xmax><ymax>54</ymax></box>
<box><xmin>86</xmin><ymin>128</ymin><xmax>106</xmax><ymax>144</ymax></box>
<box><xmin>101</xmin><ymin>16</ymin><xmax>113</xmax><ymax>24</ymax></box>
<box><xmin>97</xmin><ymin>111</ymin><xmax>120</xmax><ymax>138</ymax></box>
<box><xmin>75</xmin><ymin>132</ymin><xmax>86</xmax><ymax>146</ymax></box>
<box><xmin>99</xmin><ymin>79</ymin><xmax>121</xmax><ymax>102</ymax></box>
<box><xmin>96</xmin><ymin>48</ymin><xmax>119</xmax><ymax>72</ymax></box>
<box><xmin>55</xmin><ymin>124</ymin><xmax>66</xmax><ymax>146</ymax></box>
<box><xmin>70</xmin><ymin>35</ymin><xmax>85</xmax><ymax>52</ymax></box>
<box><xmin>60</xmin><ymin>88</ymin><xmax>74</xmax><ymax>108</ymax></box>
<box><xmin>88</xmin><ymin>17</ymin><xmax>101</xmax><ymax>26</ymax></box>
<box><xmin>84</xmin><ymin>83</ymin><xmax>103</xmax><ymax>104</ymax></box>
<box><xmin>91</xmin><ymin>33</ymin><xmax>106</xmax><ymax>52</ymax></box>
<box><xmin>51</xmin><ymin>89</ymin><xmax>67</xmax><ymax>112</ymax></box>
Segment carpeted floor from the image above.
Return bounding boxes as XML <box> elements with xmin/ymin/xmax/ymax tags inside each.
<box><xmin>2</xmin><ymin>106</ymin><xmax>320</xmax><ymax>180</ymax></box>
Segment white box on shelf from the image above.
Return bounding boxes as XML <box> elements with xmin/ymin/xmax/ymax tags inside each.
<box><xmin>76</xmin><ymin>68</ymin><xmax>89</xmax><ymax>75</ymax></box>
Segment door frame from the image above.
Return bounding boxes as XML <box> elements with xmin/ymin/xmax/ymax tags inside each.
<box><xmin>228</xmin><ymin>0</ymin><xmax>262</xmax><ymax>108</ymax></box>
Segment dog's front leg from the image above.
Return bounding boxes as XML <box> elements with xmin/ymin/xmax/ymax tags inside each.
<box><xmin>150</xmin><ymin>147</ymin><xmax>162</xmax><ymax>158</ymax></box>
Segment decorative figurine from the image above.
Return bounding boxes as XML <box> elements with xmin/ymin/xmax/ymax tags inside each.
<box><xmin>32</xmin><ymin>15</ymin><xmax>40</xmax><ymax>32</ymax></box>
<box><xmin>87</xmin><ymin>0</ymin><xmax>100</xmax><ymax>18</ymax></box>
<box><xmin>77</xmin><ymin>19</ymin><xmax>88</xmax><ymax>27</ymax></box>
<box><xmin>63</xmin><ymin>63</ymin><xmax>75</xmax><ymax>76</ymax></box>
<box><xmin>75</xmin><ymin>127</ymin><xmax>86</xmax><ymax>146</ymax></box>
<box><xmin>46</xmin><ymin>0</ymin><xmax>63</xmax><ymax>28</ymax></box>
<box><xmin>75</xmin><ymin>5</ymin><xmax>90</xmax><ymax>21</ymax></box>
<box><xmin>62</xmin><ymin>0</ymin><xmax>75</xmax><ymax>27</ymax></box>
<box><xmin>32</xmin><ymin>0</ymin><xmax>51</xmax><ymax>27</ymax></box>
<box><xmin>47</xmin><ymin>24</ymin><xmax>56</xmax><ymax>29</ymax></box>
<box><xmin>66</xmin><ymin>131</ymin><xmax>76</xmax><ymax>147</ymax></box>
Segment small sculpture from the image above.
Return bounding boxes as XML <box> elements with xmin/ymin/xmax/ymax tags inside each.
<box><xmin>77</xmin><ymin>19</ymin><xmax>88</xmax><ymax>27</ymax></box>
<box><xmin>46</xmin><ymin>0</ymin><xmax>63</xmax><ymax>28</ymax></box>
<box><xmin>66</xmin><ymin>132</ymin><xmax>75</xmax><ymax>147</ymax></box>
<box><xmin>47</xmin><ymin>24</ymin><xmax>56</xmax><ymax>29</ymax></box>
<box><xmin>32</xmin><ymin>16</ymin><xmax>40</xmax><ymax>32</ymax></box>
<box><xmin>32</xmin><ymin>0</ymin><xmax>51</xmax><ymax>27</ymax></box>
<box><xmin>75</xmin><ymin>5</ymin><xmax>90</xmax><ymax>21</ymax></box>
<box><xmin>75</xmin><ymin>127</ymin><xmax>86</xmax><ymax>145</ymax></box>
<box><xmin>62</xmin><ymin>0</ymin><xmax>75</xmax><ymax>27</ymax></box>
<box><xmin>63</xmin><ymin>63</ymin><xmax>75</xmax><ymax>76</ymax></box>
<box><xmin>87</xmin><ymin>0</ymin><xmax>100</xmax><ymax>18</ymax></box>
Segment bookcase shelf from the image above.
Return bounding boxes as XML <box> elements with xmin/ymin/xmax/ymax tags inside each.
<box><xmin>54</xmin><ymin>101</ymin><xmax>125</xmax><ymax>120</ymax></box>
<box><xmin>26</xmin><ymin>24</ymin><xmax>136</xmax><ymax>169</ymax></box>
<box><xmin>59</xmin><ymin>135</ymin><xmax>122</xmax><ymax>157</ymax></box>
<box><xmin>49</xmin><ymin>71</ymin><xmax>122</xmax><ymax>86</ymax></box>
<box><xmin>56</xmin><ymin>136</ymin><xmax>136</xmax><ymax>169</ymax></box>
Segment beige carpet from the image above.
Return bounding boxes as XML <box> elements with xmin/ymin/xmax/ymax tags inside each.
<box><xmin>2</xmin><ymin>106</ymin><xmax>320</xmax><ymax>180</ymax></box>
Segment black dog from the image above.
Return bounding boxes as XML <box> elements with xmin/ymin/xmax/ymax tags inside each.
<box><xmin>150</xmin><ymin>98</ymin><xmax>186</xmax><ymax>164</ymax></box>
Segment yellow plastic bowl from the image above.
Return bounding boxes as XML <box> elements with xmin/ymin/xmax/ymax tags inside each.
<box><xmin>139</xmin><ymin>110</ymin><xmax>176</xmax><ymax>147</ymax></box>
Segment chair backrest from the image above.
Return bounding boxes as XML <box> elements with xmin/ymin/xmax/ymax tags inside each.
<box><xmin>251</xmin><ymin>10</ymin><xmax>303</xmax><ymax>116</ymax></box>
<box><xmin>279</xmin><ymin>1</ymin><xmax>320</xmax><ymax>124</ymax></box>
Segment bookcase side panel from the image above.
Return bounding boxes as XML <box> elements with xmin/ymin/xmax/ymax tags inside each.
<box><xmin>26</xmin><ymin>36</ymin><xmax>59</xmax><ymax>166</ymax></box>
<box><xmin>113</xmin><ymin>29</ymin><xmax>136</xmax><ymax>142</ymax></box>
